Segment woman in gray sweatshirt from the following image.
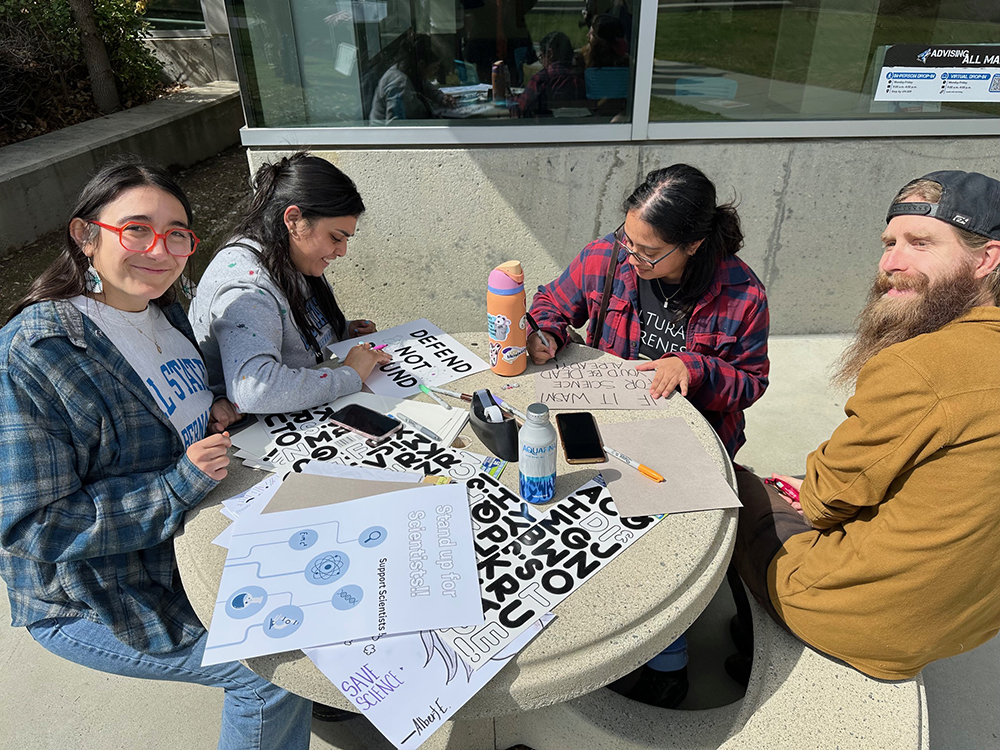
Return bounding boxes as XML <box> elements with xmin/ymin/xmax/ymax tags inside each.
<box><xmin>189</xmin><ymin>153</ymin><xmax>391</xmax><ymax>414</ymax></box>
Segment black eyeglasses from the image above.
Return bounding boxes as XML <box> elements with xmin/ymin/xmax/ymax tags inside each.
<box><xmin>613</xmin><ymin>222</ymin><xmax>679</xmax><ymax>268</ymax></box>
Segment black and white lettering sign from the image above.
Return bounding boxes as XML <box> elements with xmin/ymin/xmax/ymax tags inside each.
<box><xmin>439</xmin><ymin>477</ymin><xmax>662</xmax><ymax>669</ymax></box>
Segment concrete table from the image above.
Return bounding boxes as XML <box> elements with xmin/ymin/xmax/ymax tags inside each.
<box><xmin>175</xmin><ymin>333</ymin><xmax>737</xmax><ymax>742</ymax></box>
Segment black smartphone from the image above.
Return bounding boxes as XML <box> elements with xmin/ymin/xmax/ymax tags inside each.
<box><xmin>554</xmin><ymin>412</ymin><xmax>607</xmax><ymax>464</ymax></box>
<box><xmin>329</xmin><ymin>404</ymin><xmax>402</xmax><ymax>445</ymax></box>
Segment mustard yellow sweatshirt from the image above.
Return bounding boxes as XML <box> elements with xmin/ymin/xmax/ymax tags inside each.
<box><xmin>769</xmin><ymin>307</ymin><xmax>1000</xmax><ymax>680</ymax></box>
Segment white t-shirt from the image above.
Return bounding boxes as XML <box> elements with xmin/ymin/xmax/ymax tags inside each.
<box><xmin>71</xmin><ymin>296</ymin><xmax>215</xmax><ymax>449</ymax></box>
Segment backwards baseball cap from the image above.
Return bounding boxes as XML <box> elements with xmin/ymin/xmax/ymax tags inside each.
<box><xmin>886</xmin><ymin>170</ymin><xmax>1000</xmax><ymax>241</ymax></box>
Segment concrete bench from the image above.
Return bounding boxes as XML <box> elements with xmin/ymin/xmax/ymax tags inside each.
<box><xmin>495</xmin><ymin>593</ymin><xmax>929</xmax><ymax>749</ymax></box>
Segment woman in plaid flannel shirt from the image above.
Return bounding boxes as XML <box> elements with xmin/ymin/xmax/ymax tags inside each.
<box><xmin>0</xmin><ymin>162</ymin><xmax>310</xmax><ymax>748</ymax></box>
<box><xmin>529</xmin><ymin>164</ymin><xmax>770</xmax><ymax>708</ymax></box>
<box><xmin>528</xmin><ymin>163</ymin><xmax>770</xmax><ymax>460</ymax></box>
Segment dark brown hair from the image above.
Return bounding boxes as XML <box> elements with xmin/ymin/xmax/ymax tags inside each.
<box><xmin>622</xmin><ymin>164</ymin><xmax>744</xmax><ymax>316</ymax></box>
<box><xmin>229</xmin><ymin>153</ymin><xmax>365</xmax><ymax>360</ymax></box>
<box><xmin>7</xmin><ymin>159</ymin><xmax>193</xmax><ymax>322</ymax></box>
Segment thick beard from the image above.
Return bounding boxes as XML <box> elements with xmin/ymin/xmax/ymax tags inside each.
<box><xmin>832</xmin><ymin>262</ymin><xmax>984</xmax><ymax>389</ymax></box>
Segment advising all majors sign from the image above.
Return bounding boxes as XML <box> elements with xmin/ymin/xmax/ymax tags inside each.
<box><xmin>874</xmin><ymin>44</ymin><xmax>1000</xmax><ymax>103</ymax></box>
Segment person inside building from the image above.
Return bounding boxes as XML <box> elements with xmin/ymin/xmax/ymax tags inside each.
<box><xmin>511</xmin><ymin>31</ymin><xmax>588</xmax><ymax>119</ymax></box>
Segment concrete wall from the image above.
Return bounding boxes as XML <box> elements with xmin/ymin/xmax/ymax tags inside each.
<box><xmin>248</xmin><ymin>136</ymin><xmax>1000</xmax><ymax>335</ymax></box>
<box><xmin>0</xmin><ymin>82</ymin><xmax>242</xmax><ymax>256</ymax></box>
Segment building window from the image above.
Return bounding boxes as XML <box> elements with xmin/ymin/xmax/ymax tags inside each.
<box><xmin>145</xmin><ymin>0</ymin><xmax>208</xmax><ymax>31</ymax></box>
<box><xmin>227</xmin><ymin>0</ymin><xmax>641</xmax><ymax>128</ymax></box>
<box><xmin>649</xmin><ymin>0</ymin><xmax>1000</xmax><ymax>123</ymax></box>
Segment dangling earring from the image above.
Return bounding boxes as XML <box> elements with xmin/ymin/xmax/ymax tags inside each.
<box><xmin>85</xmin><ymin>259</ymin><xmax>103</xmax><ymax>294</ymax></box>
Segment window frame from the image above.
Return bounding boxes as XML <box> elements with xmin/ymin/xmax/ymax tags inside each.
<box><xmin>232</xmin><ymin>0</ymin><xmax>1000</xmax><ymax>147</ymax></box>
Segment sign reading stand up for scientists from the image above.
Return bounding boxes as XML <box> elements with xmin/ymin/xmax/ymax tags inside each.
<box><xmin>874</xmin><ymin>44</ymin><xmax>1000</xmax><ymax>103</ymax></box>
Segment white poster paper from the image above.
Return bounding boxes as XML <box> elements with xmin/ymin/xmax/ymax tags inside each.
<box><xmin>535</xmin><ymin>360</ymin><xmax>671</xmax><ymax>410</ymax></box>
<box><xmin>440</xmin><ymin>476</ymin><xmax>662</xmax><ymax>669</ymax></box>
<box><xmin>327</xmin><ymin>319</ymin><xmax>487</xmax><ymax>398</ymax></box>
<box><xmin>304</xmin><ymin>614</ymin><xmax>554</xmax><ymax>750</ymax></box>
<box><xmin>203</xmin><ymin>482</ymin><xmax>483</xmax><ymax>665</ymax></box>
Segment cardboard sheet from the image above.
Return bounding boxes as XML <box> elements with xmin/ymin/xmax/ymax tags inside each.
<box><xmin>596</xmin><ymin>418</ymin><xmax>740</xmax><ymax>517</ymax></box>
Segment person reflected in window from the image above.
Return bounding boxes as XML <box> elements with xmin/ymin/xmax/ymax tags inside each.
<box><xmin>370</xmin><ymin>34</ymin><xmax>455</xmax><ymax>124</ymax></box>
<box><xmin>510</xmin><ymin>32</ymin><xmax>587</xmax><ymax>119</ymax></box>
<box><xmin>581</xmin><ymin>13</ymin><xmax>630</xmax><ymax>69</ymax></box>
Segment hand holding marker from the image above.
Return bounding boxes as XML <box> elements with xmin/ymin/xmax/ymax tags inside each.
<box><xmin>525</xmin><ymin>312</ymin><xmax>557</xmax><ymax>362</ymax></box>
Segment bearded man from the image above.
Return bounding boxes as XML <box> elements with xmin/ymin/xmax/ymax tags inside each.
<box><xmin>729</xmin><ymin>170</ymin><xmax>1000</xmax><ymax>681</ymax></box>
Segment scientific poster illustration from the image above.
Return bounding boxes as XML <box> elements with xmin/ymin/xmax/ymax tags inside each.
<box><xmin>203</xmin><ymin>482</ymin><xmax>483</xmax><ymax>665</ymax></box>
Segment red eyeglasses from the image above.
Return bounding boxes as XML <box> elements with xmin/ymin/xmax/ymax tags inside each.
<box><xmin>91</xmin><ymin>221</ymin><xmax>200</xmax><ymax>257</ymax></box>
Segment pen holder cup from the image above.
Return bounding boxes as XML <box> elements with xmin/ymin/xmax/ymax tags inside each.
<box><xmin>469</xmin><ymin>401</ymin><xmax>519</xmax><ymax>463</ymax></box>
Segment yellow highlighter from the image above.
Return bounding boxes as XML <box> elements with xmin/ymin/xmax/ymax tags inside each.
<box><xmin>604</xmin><ymin>446</ymin><xmax>665</xmax><ymax>483</ymax></box>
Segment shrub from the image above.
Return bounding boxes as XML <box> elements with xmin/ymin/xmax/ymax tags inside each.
<box><xmin>0</xmin><ymin>0</ymin><xmax>163</xmax><ymax>146</ymax></box>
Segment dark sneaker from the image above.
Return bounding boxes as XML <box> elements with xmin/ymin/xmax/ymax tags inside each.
<box><xmin>626</xmin><ymin>665</ymin><xmax>689</xmax><ymax>709</ymax></box>
<box><xmin>311</xmin><ymin>702</ymin><xmax>357</xmax><ymax>722</ymax></box>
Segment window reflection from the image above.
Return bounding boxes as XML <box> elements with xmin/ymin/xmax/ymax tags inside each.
<box><xmin>229</xmin><ymin>0</ymin><xmax>638</xmax><ymax>127</ymax></box>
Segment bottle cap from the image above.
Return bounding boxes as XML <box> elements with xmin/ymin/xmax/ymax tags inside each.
<box><xmin>526</xmin><ymin>402</ymin><xmax>549</xmax><ymax>423</ymax></box>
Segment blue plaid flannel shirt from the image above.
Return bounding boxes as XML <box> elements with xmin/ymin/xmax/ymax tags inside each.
<box><xmin>529</xmin><ymin>234</ymin><xmax>770</xmax><ymax>458</ymax></box>
<box><xmin>0</xmin><ymin>300</ymin><xmax>218</xmax><ymax>654</ymax></box>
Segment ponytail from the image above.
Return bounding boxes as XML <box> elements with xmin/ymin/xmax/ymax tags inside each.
<box><xmin>227</xmin><ymin>153</ymin><xmax>364</xmax><ymax>359</ymax></box>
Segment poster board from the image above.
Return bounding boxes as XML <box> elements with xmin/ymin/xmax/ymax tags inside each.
<box><xmin>534</xmin><ymin>360</ymin><xmax>672</xmax><ymax>410</ymax></box>
<box><xmin>327</xmin><ymin>319</ymin><xmax>487</xmax><ymax>398</ymax></box>
<box><xmin>203</xmin><ymin>481</ymin><xmax>483</xmax><ymax>665</ymax></box>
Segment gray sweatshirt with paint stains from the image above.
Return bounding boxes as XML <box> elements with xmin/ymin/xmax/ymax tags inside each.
<box><xmin>188</xmin><ymin>241</ymin><xmax>362</xmax><ymax>414</ymax></box>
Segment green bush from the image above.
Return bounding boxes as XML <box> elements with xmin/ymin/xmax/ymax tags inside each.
<box><xmin>0</xmin><ymin>0</ymin><xmax>163</xmax><ymax>146</ymax></box>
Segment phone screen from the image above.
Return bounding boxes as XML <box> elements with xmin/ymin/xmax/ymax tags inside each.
<box><xmin>555</xmin><ymin>412</ymin><xmax>606</xmax><ymax>463</ymax></box>
<box><xmin>331</xmin><ymin>404</ymin><xmax>401</xmax><ymax>439</ymax></box>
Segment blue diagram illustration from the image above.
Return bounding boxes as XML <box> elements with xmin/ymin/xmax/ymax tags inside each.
<box><xmin>206</xmin><ymin>520</ymin><xmax>387</xmax><ymax>659</ymax></box>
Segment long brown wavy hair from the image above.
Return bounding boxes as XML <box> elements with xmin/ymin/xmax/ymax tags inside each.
<box><xmin>6</xmin><ymin>159</ymin><xmax>193</xmax><ymax>322</ymax></box>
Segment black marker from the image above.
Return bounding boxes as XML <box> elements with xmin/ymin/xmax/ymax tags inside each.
<box><xmin>525</xmin><ymin>312</ymin><xmax>557</xmax><ymax>362</ymax></box>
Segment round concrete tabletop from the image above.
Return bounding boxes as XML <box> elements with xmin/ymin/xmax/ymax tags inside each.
<box><xmin>174</xmin><ymin>333</ymin><xmax>737</xmax><ymax>719</ymax></box>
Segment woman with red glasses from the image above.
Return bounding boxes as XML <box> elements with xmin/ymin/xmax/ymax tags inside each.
<box><xmin>0</xmin><ymin>161</ymin><xmax>310</xmax><ymax>748</ymax></box>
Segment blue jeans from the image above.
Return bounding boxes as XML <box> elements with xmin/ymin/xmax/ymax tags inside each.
<box><xmin>28</xmin><ymin>617</ymin><xmax>311</xmax><ymax>750</ymax></box>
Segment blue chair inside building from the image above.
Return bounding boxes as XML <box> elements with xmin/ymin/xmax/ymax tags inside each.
<box><xmin>454</xmin><ymin>60</ymin><xmax>479</xmax><ymax>86</ymax></box>
<box><xmin>675</xmin><ymin>76</ymin><xmax>739</xmax><ymax>99</ymax></box>
<box><xmin>585</xmin><ymin>67</ymin><xmax>630</xmax><ymax>101</ymax></box>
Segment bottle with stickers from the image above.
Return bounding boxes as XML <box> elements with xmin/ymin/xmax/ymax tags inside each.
<box><xmin>486</xmin><ymin>260</ymin><xmax>527</xmax><ymax>376</ymax></box>
<box><xmin>518</xmin><ymin>403</ymin><xmax>557</xmax><ymax>504</ymax></box>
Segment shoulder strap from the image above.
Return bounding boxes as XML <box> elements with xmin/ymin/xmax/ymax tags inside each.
<box><xmin>594</xmin><ymin>246</ymin><xmax>620</xmax><ymax>341</ymax></box>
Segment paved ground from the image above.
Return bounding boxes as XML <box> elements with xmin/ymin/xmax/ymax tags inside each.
<box><xmin>1</xmin><ymin>146</ymin><xmax>998</xmax><ymax>748</ymax></box>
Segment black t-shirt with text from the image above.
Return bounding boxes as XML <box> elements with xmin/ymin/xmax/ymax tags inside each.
<box><xmin>637</xmin><ymin>277</ymin><xmax>689</xmax><ymax>360</ymax></box>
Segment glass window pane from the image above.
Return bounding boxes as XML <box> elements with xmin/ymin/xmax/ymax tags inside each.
<box><xmin>649</xmin><ymin>0</ymin><xmax>1000</xmax><ymax>123</ymax></box>
<box><xmin>145</xmin><ymin>0</ymin><xmax>207</xmax><ymax>30</ymax></box>
<box><xmin>228</xmin><ymin>0</ymin><xmax>643</xmax><ymax>128</ymax></box>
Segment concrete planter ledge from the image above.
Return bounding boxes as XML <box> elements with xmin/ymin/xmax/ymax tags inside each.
<box><xmin>0</xmin><ymin>81</ymin><xmax>242</xmax><ymax>255</ymax></box>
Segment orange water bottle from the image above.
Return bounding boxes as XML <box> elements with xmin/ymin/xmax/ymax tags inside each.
<box><xmin>487</xmin><ymin>260</ymin><xmax>527</xmax><ymax>376</ymax></box>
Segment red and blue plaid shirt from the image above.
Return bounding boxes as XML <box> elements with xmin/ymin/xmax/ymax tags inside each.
<box><xmin>529</xmin><ymin>234</ymin><xmax>770</xmax><ymax>458</ymax></box>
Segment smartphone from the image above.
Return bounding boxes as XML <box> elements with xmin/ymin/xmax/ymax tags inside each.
<box><xmin>329</xmin><ymin>404</ymin><xmax>402</xmax><ymax>445</ymax></box>
<box><xmin>554</xmin><ymin>412</ymin><xmax>607</xmax><ymax>464</ymax></box>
